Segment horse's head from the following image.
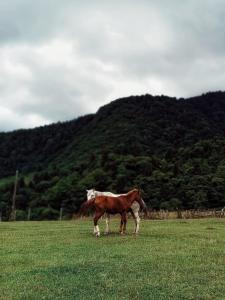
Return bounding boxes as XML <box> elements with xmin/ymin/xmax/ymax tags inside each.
<box><xmin>86</xmin><ymin>189</ymin><xmax>96</xmax><ymax>200</ymax></box>
<box><xmin>130</xmin><ymin>189</ymin><xmax>148</xmax><ymax>218</ymax></box>
<box><xmin>128</xmin><ymin>188</ymin><xmax>141</xmax><ymax>198</ymax></box>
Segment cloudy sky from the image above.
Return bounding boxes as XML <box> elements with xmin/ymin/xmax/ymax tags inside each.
<box><xmin>1</xmin><ymin>0</ymin><xmax>225</xmax><ymax>131</ymax></box>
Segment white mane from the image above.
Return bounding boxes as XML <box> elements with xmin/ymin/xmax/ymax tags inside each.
<box><xmin>86</xmin><ymin>189</ymin><xmax>127</xmax><ymax>201</ymax></box>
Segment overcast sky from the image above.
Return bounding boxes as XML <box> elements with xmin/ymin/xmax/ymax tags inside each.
<box><xmin>1</xmin><ymin>0</ymin><xmax>225</xmax><ymax>131</ymax></box>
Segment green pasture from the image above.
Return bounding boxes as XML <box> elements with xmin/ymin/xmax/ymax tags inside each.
<box><xmin>1</xmin><ymin>218</ymin><xmax>225</xmax><ymax>300</ymax></box>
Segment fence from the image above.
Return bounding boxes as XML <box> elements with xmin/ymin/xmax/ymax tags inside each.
<box><xmin>147</xmin><ymin>209</ymin><xmax>225</xmax><ymax>220</ymax></box>
<box><xmin>1</xmin><ymin>208</ymin><xmax>225</xmax><ymax>221</ymax></box>
<box><xmin>75</xmin><ymin>209</ymin><xmax>225</xmax><ymax>220</ymax></box>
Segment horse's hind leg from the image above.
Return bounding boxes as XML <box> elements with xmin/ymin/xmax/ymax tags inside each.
<box><xmin>104</xmin><ymin>213</ymin><xmax>110</xmax><ymax>235</ymax></box>
<box><xmin>134</xmin><ymin>211</ymin><xmax>140</xmax><ymax>234</ymax></box>
<box><xmin>93</xmin><ymin>211</ymin><xmax>104</xmax><ymax>237</ymax></box>
<box><xmin>131</xmin><ymin>203</ymin><xmax>141</xmax><ymax>234</ymax></box>
<box><xmin>130</xmin><ymin>211</ymin><xmax>137</xmax><ymax>234</ymax></box>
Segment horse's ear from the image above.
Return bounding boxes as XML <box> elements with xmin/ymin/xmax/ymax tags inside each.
<box><xmin>86</xmin><ymin>189</ymin><xmax>89</xmax><ymax>192</ymax></box>
<box><xmin>133</xmin><ymin>186</ymin><xmax>140</xmax><ymax>194</ymax></box>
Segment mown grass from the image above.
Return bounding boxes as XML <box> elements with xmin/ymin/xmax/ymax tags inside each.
<box><xmin>1</xmin><ymin>218</ymin><xmax>225</xmax><ymax>300</ymax></box>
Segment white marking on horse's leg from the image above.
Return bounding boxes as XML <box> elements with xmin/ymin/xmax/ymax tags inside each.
<box><xmin>130</xmin><ymin>211</ymin><xmax>137</xmax><ymax>233</ymax></box>
<box><xmin>105</xmin><ymin>214</ymin><xmax>110</xmax><ymax>234</ymax></box>
<box><xmin>108</xmin><ymin>215</ymin><xmax>110</xmax><ymax>232</ymax></box>
<box><xmin>135</xmin><ymin>212</ymin><xmax>140</xmax><ymax>234</ymax></box>
<box><xmin>131</xmin><ymin>202</ymin><xmax>140</xmax><ymax>233</ymax></box>
<box><xmin>133</xmin><ymin>218</ymin><xmax>137</xmax><ymax>234</ymax></box>
<box><xmin>95</xmin><ymin>225</ymin><xmax>100</xmax><ymax>237</ymax></box>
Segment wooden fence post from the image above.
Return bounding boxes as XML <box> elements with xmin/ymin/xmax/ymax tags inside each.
<box><xmin>59</xmin><ymin>207</ymin><xmax>63</xmax><ymax>221</ymax></box>
<box><xmin>10</xmin><ymin>170</ymin><xmax>19</xmax><ymax>221</ymax></box>
<box><xmin>27</xmin><ymin>207</ymin><xmax>31</xmax><ymax>221</ymax></box>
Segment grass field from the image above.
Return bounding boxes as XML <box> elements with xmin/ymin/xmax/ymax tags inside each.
<box><xmin>1</xmin><ymin>218</ymin><xmax>225</xmax><ymax>300</ymax></box>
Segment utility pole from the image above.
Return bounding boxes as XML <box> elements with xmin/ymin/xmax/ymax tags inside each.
<box><xmin>27</xmin><ymin>207</ymin><xmax>31</xmax><ymax>221</ymax></box>
<box><xmin>59</xmin><ymin>207</ymin><xmax>63</xmax><ymax>221</ymax></box>
<box><xmin>10</xmin><ymin>170</ymin><xmax>19</xmax><ymax>221</ymax></box>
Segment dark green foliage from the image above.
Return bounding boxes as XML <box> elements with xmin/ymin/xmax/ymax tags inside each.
<box><xmin>1</xmin><ymin>91</ymin><xmax>225</xmax><ymax>219</ymax></box>
<box><xmin>30</xmin><ymin>207</ymin><xmax>59</xmax><ymax>220</ymax></box>
<box><xmin>0</xmin><ymin>115</ymin><xmax>94</xmax><ymax>178</ymax></box>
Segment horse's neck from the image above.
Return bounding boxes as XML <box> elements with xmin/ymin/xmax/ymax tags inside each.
<box><xmin>126</xmin><ymin>190</ymin><xmax>139</xmax><ymax>205</ymax></box>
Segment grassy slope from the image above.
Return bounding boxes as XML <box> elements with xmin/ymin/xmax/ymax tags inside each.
<box><xmin>1</xmin><ymin>219</ymin><xmax>225</xmax><ymax>300</ymax></box>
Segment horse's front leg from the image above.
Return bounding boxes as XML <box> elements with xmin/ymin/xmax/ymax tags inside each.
<box><xmin>93</xmin><ymin>211</ymin><xmax>104</xmax><ymax>237</ymax></box>
<box><xmin>119</xmin><ymin>215</ymin><xmax>123</xmax><ymax>233</ymax></box>
<box><xmin>120</xmin><ymin>212</ymin><xmax>127</xmax><ymax>235</ymax></box>
<box><xmin>104</xmin><ymin>213</ymin><xmax>110</xmax><ymax>235</ymax></box>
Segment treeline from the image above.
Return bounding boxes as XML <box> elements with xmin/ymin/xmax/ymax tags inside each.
<box><xmin>1</xmin><ymin>91</ymin><xmax>225</xmax><ymax>220</ymax></box>
<box><xmin>1</xmin><ymin>138</ymin><xmax>225</xmax><ymax>220</ymax></box>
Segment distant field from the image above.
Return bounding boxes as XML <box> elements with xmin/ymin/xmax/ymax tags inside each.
<box><xmin>1</xmin><ymin>219</ymin><xmax>225</xmax><ymax>300</ymax></box>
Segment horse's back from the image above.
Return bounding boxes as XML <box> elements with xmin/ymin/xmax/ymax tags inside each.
<box><xmin>101</xmin><ymin>191</ymin><xmax>126</xmax><ymax>197</ymax></box>
<box><xmin>95</xmin><ymin>195</ymin><xmax>127</xmax><ymax>213</ymax></box>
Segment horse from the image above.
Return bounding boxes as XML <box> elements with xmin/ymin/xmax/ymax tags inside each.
<box><xmin>86</xmin><ymin>189</ymin><xmax>142</xmax><ymax>235</ymax></box>
<box><xmin>81</xmin><ymin>189</ymin><xmax>147</xmax><ymax>237</ymax></box>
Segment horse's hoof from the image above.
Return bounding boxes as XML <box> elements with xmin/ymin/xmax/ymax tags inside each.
<box><xmin>95</xmin><ymin>233</ymin><xmax>100</xmax><ymax>237</ymax></box>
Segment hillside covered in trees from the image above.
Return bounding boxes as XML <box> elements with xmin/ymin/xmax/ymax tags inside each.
<box><xmin>1</xmin><ymin>91</ymin><xmax>225</xmax><ymax>220</ymax></box>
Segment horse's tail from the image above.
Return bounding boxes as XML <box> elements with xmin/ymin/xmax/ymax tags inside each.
<box><xmin>140</xmin><ymin>198</ymin><xmax>148</xmax><ymax>218</ymax></box>
<box><xmin>136</xmin><ymin>189</ymin><xmax>148</xmax><ymax>218</ymax></box>
<box><xmin>79</xmin><ymin>199</ymin><xmax>95</xmax><ymax>216</ymax></box>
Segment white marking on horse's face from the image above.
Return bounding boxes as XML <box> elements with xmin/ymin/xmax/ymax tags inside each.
<box><xmin>87</xmin><ymin>189</ymin><xmax>95</xmax><ymax>200</ymax></box>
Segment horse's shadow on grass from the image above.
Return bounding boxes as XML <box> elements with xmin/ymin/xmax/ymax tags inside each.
<box><xmin>79</xmin><ymin>229</ymin><xmax>155</xmax><ymax>239</ymax></box>
<box><xmin>103</xmin><ymin>231</ymin><xmax>139</xmax><ymax>238</ymax></box>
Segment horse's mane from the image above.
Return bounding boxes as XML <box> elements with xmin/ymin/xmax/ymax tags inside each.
<box><xmin>127</xmin><ymin>189</ymin><xmax>139</xmax><ymax>195</ymax></box>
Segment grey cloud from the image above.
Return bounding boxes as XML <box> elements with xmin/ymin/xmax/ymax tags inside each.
<box><xmin>0</xmin><ymin>0</ymin><xmax>225</xmax><ymax>131</ymax></box>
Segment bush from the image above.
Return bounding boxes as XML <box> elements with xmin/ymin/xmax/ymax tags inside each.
<box><xmin>31</xmin><ymin>207</ymin><xmax>59</xmax><ymax>220</ymax></box>
<box><xmin>16</xmin><ymin>210</ymin><xmax>27</xmax><ymax>221</ymax></box>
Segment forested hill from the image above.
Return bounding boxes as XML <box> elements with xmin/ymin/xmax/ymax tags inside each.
<box><xmin>1</xmin><ymin>91</ymin><xmax>225</xmax><ymax>220</ymax></box>
<box><xmin>1</xmin><ymin>91</ymin><xmax>225</xmax><ymax>178</ymax></box>
<box><xmin>0</xmin><ymin>114</ymin><xmax>94</xmax><ymax>178</ymax></box>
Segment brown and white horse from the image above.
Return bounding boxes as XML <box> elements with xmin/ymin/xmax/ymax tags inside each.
<box><xmin>81</xmin><ymin>189</ymin><xmax>147</xmax><ymax>237</ymax></box>
<box><xmin>86</xmin><ymin>189</ymin><xmax>142</xmax><ymax>235</ymax></box>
